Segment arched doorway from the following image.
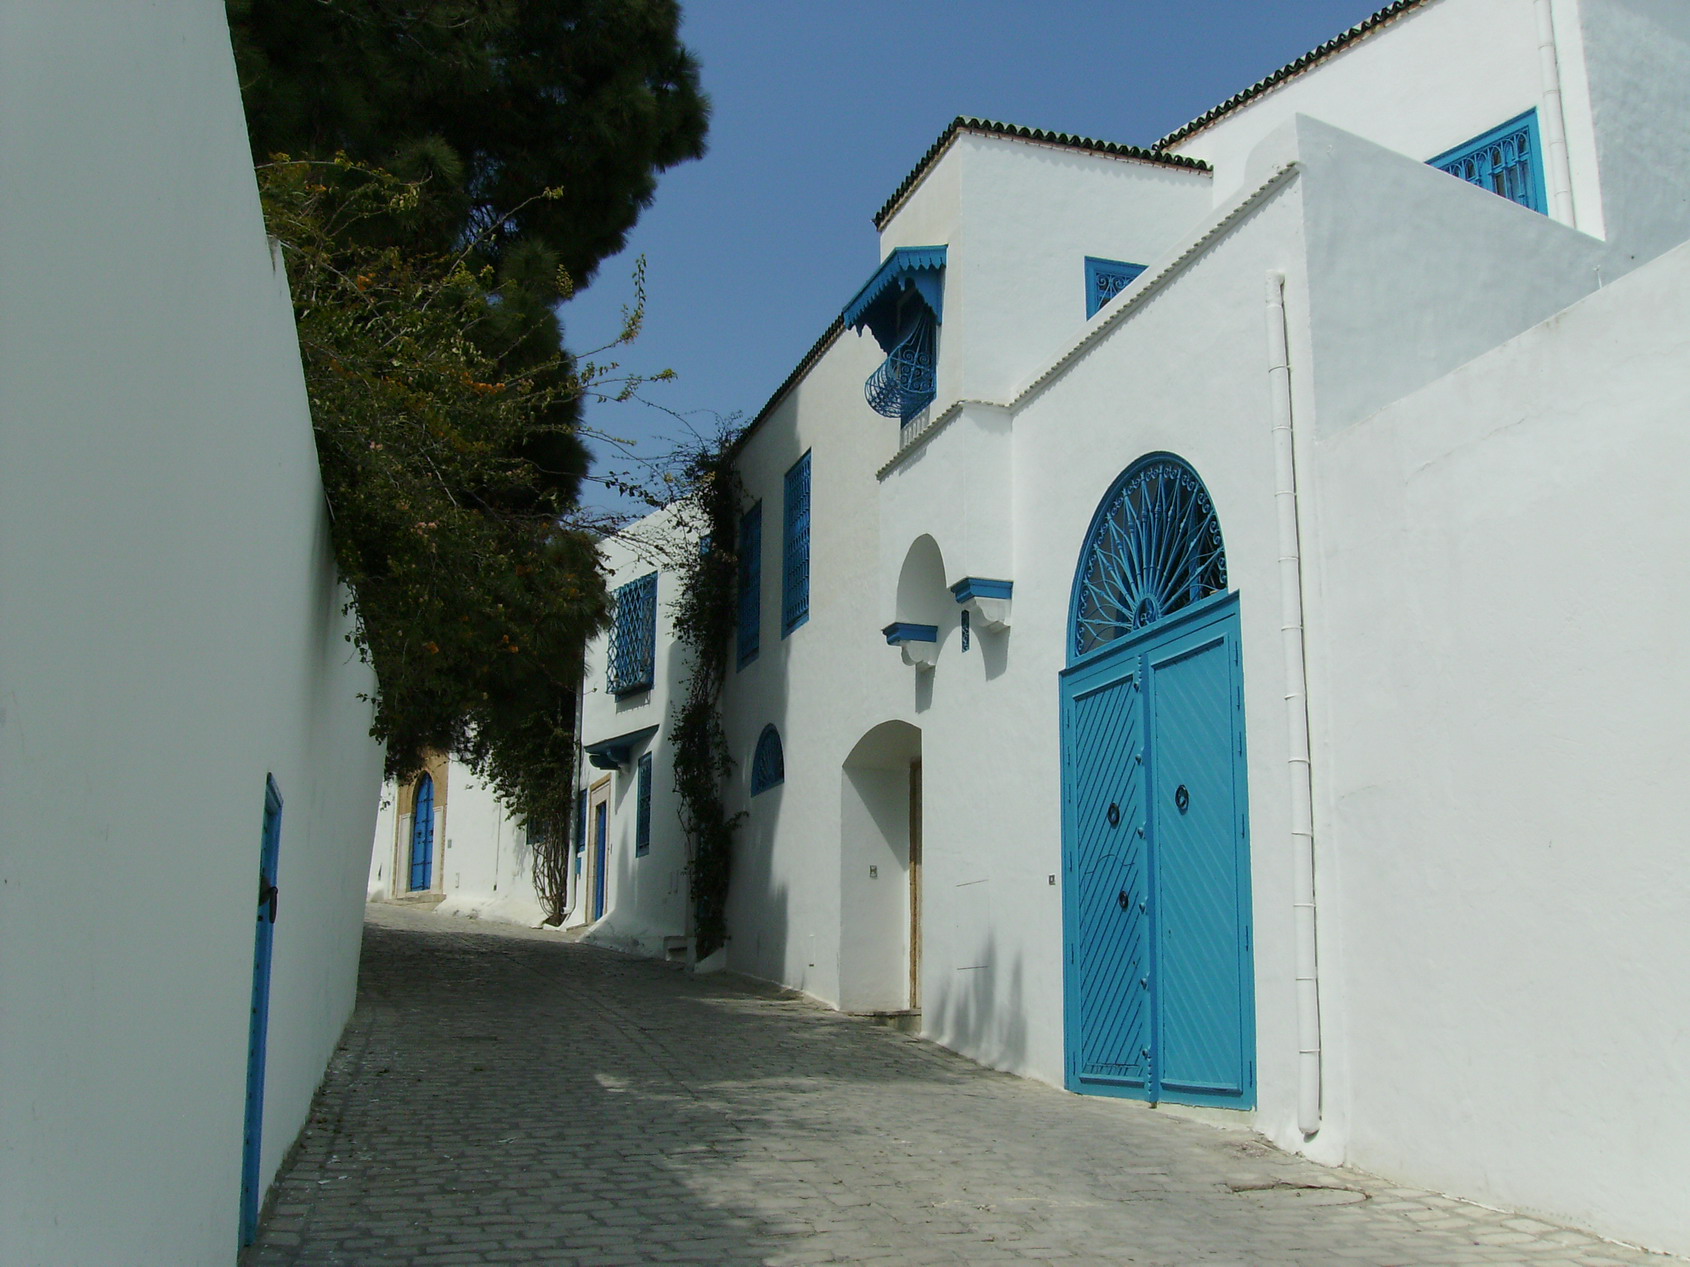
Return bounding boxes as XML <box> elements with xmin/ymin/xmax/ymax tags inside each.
<box><xmin>1058</xmin><ymin>453</ymin><xmax>1253</xmax><ymax>1108</ymax></box>
<box><xmin>409</xmin><ymin>773</ymin><xmax>435</xmax><ymax>891</ymax></box>
<box><xmin>840</xmin><ymin>721</ymin><xmax>922</xmax><ymax>1015</ymax></box>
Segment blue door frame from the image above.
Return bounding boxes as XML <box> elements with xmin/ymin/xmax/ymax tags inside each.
<box><xmin>1061</xmin><ymin>590</ymin><xmax>1254</xmax><ymax>1108</ymax></box>
<box><xmin>592</xmin><ymin>800</ymin><xmax>608</xmax><ymax>920</ymax></box>
<box><xmin>409</xmin><ymin>773</ymin><xmax>434</xmax><ymax>891</ymax></box>
<box><xmin>240</xmin><ymin>775</ymin><xmax>283</xmax><ymax>1246</ymax></box>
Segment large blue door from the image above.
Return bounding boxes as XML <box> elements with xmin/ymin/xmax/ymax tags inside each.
<box><xmin>409</xmin><ymin>773</ymin><xmax>434</xmax><ymax>891</ymax></box>
<box><xmin>240</xmin><ymin>775</ymin><xmax>283</xmax><ymax>1246</ymax></box>
<box><xmin>1061</xmin><ymin>455</ymin><xmax>1252</xmax><ymax>1109</ymax></box>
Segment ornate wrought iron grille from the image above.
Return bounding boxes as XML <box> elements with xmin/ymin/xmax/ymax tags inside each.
<box><xmin>635</xmin><ymin>753</ymin><xmax>652</xmax><ymax>855</ymax></box>
<box><xmin>782</xmin><ymin>453</ymin><xmax>811</xmax><ymax>635</ymax></box>
<box><xmin>751</xmin><ymin>724</ymin><xmax>784</xmax><ymax>795</ymax></box>
<box><xmin>864</xmin><ymin>306</ymin><xmax>937</xmax><ymax>422</ymax></box>
<box><xmin>1434</xmin><ymin>115</ymin><xmax>1543</xmax><ymax>213</ymax></box>
<box><xmin>606</xmin><ymin>571</ymin><xmax>658</xmax><ymax>695</ymax></box>
<box><xmin>1085</xmin><ymin>257</ymin><xmax>1147</xmax><ymax>318</ymax></box>
<box><xmin>1072</xmin><ymin>455</ymin><xmax>1227</xmax><ymax>659</ymax></box>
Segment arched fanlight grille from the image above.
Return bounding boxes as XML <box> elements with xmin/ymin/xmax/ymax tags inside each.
<box><xmin>750</xmin><ymin>724</ymin><xmax>784</xmax><ymax>796</ymax></box>
<box><xmin>1071</xmin><ymin>455</ymin><xmax>1226</xmax><ymax>659</ymax></box>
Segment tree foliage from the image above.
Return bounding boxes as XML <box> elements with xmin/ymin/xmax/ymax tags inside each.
<box><xmin>662</xmin><ymin>429</ymin><xmax>745</xmax><ymax>958</ymax></box>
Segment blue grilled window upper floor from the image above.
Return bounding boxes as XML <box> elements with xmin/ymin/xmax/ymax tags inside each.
<box><xmin>738</xmin><ymin>502</ymin><xmax>762</xmax><ymax>668</ymax></box>
<box><xmin>1085</xmin><ymin>257</ymin><xmax>1147</xmax><ymax>318</ymax></box>
<box><xmin>782</xmin><ymin>453</ymin><xmax>811</xmax><ymax>636</ymax></box>
<box><xmin>1430</xmin><ymin>111</ymin><xmax>1547</xmax><ymax>214</ymax></box>
<box><xmin>606</xmin><ymin>571</ymin><xmax>658</xmax><ymax>695</ymax></box>
<box><xmin>635</xmin><ymin>753</ymin><xmax>652</xmax><ymax>856</ymax></box>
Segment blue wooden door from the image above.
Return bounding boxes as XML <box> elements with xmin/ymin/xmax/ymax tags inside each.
<box><xmin>240</xmin><ymin>775</ymin><xmax>283</xmax><ymax>1246</ymax></box>
<box><xmin>409</xmin><ymin>774</ymin><xmax>434</xmax><ymax>891</ymax></box>
<box><xmin>1147</xmin><ymin>608</ymin><xmax>1253</xmax><ymax>1104</ymax></box>
<box><xmin>1062</xmin><ymin>593</ymin><xmax>1252</xmax><ymax>1107</ymax></box>
<box><xmin>592</xmin><ymin>800</ymin><xmax>608</xmax><ymax>920</ymax></box>
<box><xmin>1066</xmin><ymin>658</ymin><xmax>1151</xmax><ymax>1094</ymax></box>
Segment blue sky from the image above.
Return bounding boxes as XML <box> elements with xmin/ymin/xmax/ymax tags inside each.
<box><xmin>566</xmin><ymin>1</ymin><xmax>1390</xmax><ymax>516</ymax></box>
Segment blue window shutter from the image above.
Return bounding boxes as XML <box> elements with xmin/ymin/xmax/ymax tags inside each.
<box><xmin>782</xmin><ymin>453</ymin><xmax>811</xmax><ymax>636</ymax></box>
<box><xmin>1084</xmin><ymin>257</ymin><xmax>1148</xmax><ymax>318</ymax></box>
<box><xmin>738</xmin><ymin>503</ymin><xmax>762</xmax><ymax>668</ymax></box>
<box><xmin>1429</xmin><ymin>110</ymin><xmax>1547</xmax><ymax>214</ymax></box>
<box><xmin>635</xmin><ymin>753</ymin><xmax>652</xmax><ymax>856</ymax></box>
<box><xmin>606</xmin><ymin>571</ymin><xmax>658</xmax><ymax>695</ymax></box>
<box><xmin>750</xmin><ymin>725</ymin><xmax>785</xmax><ymax>796</ymax></box>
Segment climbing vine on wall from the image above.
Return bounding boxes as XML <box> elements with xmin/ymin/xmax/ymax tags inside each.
<box><xmin>665</xmin><ymin>426</ymin><xmax>746</xmax><ymax>958</ymax></box>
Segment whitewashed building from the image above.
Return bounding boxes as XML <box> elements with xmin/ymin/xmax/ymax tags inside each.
<box><xmin>598</xmin><ymin>0</ymin><xmax>1690</xmax><ymax>1255</ymax></box>
<box><xmin>0</xmin><ymin>8</ymin><xmax>385</xmax><ymax>1264</ymax></box>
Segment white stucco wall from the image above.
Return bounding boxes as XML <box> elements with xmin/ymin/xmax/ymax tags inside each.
<box><xmin>0</xmin><ymin>7</ymin><xmax>383</xmax><ymax>1264</ymax></box>
<box><xmin>1309</xmin><ymin>234</ymin><xmax>1690</xmax><ymax>1257</ymax></box>
<box><xmin>574</xmin><ymin>507</ymin><xmax>695</xmax><ymax>956</ymax></box>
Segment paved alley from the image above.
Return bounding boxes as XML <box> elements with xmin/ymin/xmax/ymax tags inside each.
<box><xmin>249</xmin><ymin>908</ymin><xmax>1670</xmax><ymax>1266</ymax></box>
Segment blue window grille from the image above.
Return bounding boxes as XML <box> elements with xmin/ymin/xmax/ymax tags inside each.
<box><xmin>606</xmin><ymin>571</ymin><xmax>658</xmax><ymax>695</ymax></box>
<box><xmin>1430</xmin><ymin>111</ymin><xmax>1547</xmax><ymax>214</ymax></box>
<box><xmin>1071</xmin><ymin>453</ymin><xmax>1227</xmax><ymax>660</ymax></box>
<box><xmin>738</xmin><ymin>502</ymin><xmax>762</xmax><ymax>668</ymax></box>
<box><xmin>751</xmin><ymin>725</ymin><xmax>784</xmax><ymax>795</ymax></box>
<box><xmin>1085</xmin><ymin>257</ymin><xmax>1147</xmax><ymax>318</ymax></box>
<box><xmin>863</xmin><ymin>299</ymin><xmax>937</xmax><ymax>422</ymax></box>
<box><xmin>635</xmin><ymin>753</ymin><xmax>652</xmax><ymax>856</ymax></box>
<box><xmin>782</xmin><ymin>453</ymin><xmax>811</xmax><ymax>636</ymax></box>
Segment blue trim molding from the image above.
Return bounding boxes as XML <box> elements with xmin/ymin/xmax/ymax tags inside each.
<box><xmin>844</xmin><ymin>246</ymin><xmax>947</xmax><ymax>343</ymax></box>
<box><xmin>950</xmin><ymin>577</ymin><xmax>1013</xmax><ymax>603</ymax></box>
<box><xmin>1084</xmin><ymin>257</ymin><xmax>1147</xmax><ymax>318</ymax></box>
<box><xmin>584</xmin><ymin>724</ymin><xmax>658</xmax><ymax>771</ymax></box>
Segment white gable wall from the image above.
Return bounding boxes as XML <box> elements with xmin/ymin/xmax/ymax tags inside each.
<box><xmin>0</xmin><ymin>7</ymin><xmax>383</xmax><ymax>1262</ymax></box>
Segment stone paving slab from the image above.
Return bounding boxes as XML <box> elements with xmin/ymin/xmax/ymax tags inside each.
<box><xmin>247</xmin><ymin>907</ymin><xmax>1677</xmax><ymax>1266</ymax></box>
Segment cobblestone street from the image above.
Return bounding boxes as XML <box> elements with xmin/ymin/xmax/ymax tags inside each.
<box><xmin>250</xmin><ymin>908</ymin><xmax>1671</xmax><ymax>1266</ymax></box>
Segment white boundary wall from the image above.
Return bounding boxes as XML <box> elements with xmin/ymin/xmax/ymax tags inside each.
<box><xmin>0</xmin><ymin>9</ymin><xmax>383</xmax><ymax>1263</ymax></box>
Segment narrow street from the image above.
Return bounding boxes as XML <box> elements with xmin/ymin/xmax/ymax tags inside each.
<box><xmin>250</xmin><ymin>908</ymin><xmax>1662</xmax><ymax>1266</ymax></box>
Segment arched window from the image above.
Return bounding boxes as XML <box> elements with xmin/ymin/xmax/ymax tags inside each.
<box><xmin>750</xmin><ymin>725</ymin><xmax>785</xmax><ymax>796</ymax></box>
<box><xmin>1070</xmin><ymin>453</ymin><xmax>1227</xmax><ymax>661</ymax></box>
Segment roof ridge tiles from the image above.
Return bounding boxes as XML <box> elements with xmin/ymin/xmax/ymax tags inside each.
<box><xmin>872</xmin><ymin>115</ymin><xmax>1211</xmax><ymax>230</ymax></box>
<box><xmin>1152</xmin><ymin>0</ymin><xmax>1438</xmax><ymax>153</ymax></box>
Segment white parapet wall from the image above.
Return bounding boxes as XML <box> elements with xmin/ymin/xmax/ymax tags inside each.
<box><xmin>0</xmin><ymin>8</ymin><xmax>383</xmax><ymax>1264</ymax></box>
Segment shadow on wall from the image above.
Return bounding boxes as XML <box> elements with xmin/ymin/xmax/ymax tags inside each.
<box><xmin>926</xmin><ymin>927</ymin><xmax>1031</xmax><ymax>1077</ymax></box>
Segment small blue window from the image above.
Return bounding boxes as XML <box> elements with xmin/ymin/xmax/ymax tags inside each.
<box><xmin>751</xmin><ymin>725</ymin><xmax>784</xmax><ymax>796</ymax></box>
<box><xmin>635</xmin><ymin>753</ymin><xmax>652</xmax><ymax>856</ymax></box>
<box><xmin>738</xmin><ymin>503</ymin><xmax>762</xmax><ymax>668</ymax></box>
<box><xmin>1430</xmin><ymin>110</ymin><xmax>1547</xmax><ymax>214</ymax></box>
<box><xmin>1085</xmin><ymin>257</ymin><xmax>1147</xmax><ymax>318</ymax></box>
<box><xmin>782</xmin><ymin>453</ymin><xmax>811</xmax><ymax>636</ymax></box>
<box><xmin>606</xmin><ymin>571</ymin><xmax>658</xmax><ymax>695</ymax></box>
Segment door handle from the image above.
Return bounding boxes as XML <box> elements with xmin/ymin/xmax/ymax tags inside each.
<box><xmin>1117</xmin><ymin>889</ymin><xmax>1130</xmax><ymax>912</ymax></box>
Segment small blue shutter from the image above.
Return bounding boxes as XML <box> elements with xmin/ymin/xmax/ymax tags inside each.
<box><xmin>635</xmin><ymin>753</ymin><xmax>652</xmax><ymax>857</ymax></box>
<box><xmin>782</xmin><ymin>453</ymin><xmax>811</xmax><ymax>635</ymax></box>
<box><xmin>738</xmin><ymin>503</ymin><xmax>762</xmax><ymax>668</ymax></box>
<box><xmin>607</xmin><ymin>572</ymin><xmax>658</xmax><ymax>695</ymax></box>
<box><xmin>750</xmin><ymin>725</ymin><xmax>785</xmax><ymax>795</ymax></box>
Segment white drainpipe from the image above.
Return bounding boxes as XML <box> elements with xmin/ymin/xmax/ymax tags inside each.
<box><xmin>1266</xmin><ymin>271</ymin><xmax>1323</xmax><ymax>1139</ymax></box>
<box><xmin>1536</xmin><ymin>0</ymin><xmax>1577</xmax><ymax>227</ymax></box>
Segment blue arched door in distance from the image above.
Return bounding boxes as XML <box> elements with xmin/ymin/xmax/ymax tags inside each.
<box><xmin>1062</xmin><ymin>592</ymin><xmax>1253</xmax><ymax>1108</ymax></box>
<box><xmin>409</xmin><ymin>774</ymin><xmax>434</xmax><ymax>891</ymax></box>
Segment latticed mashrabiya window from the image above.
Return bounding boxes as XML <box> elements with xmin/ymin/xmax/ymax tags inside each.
<box><xmin>750</xmin><ymin>724</ymin><xmax>784</xmax><ymax>795</ymax></box>
<box><xmin>1430</xmin><ymin>111</ymin><xmax>1547</xmax><ymax>214</ymax></box>
<box><xmin>737</xmin><ymin>502</ymin><xmax>762</xmax><ymax>668</ymax></box>
<box><xmin>782</xmin><ymin>452</ymin><xmax>811</xmax><ymax>636</ymax></box>
<box><xmin>606</xmin><ymin>571</ymin><xmax>658</xmax><ymax>695</ymax></box>
<box><xmin>635</xmin><ymin>753</ymin><xmax>653</xmax><ymax>856</ymax></box>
